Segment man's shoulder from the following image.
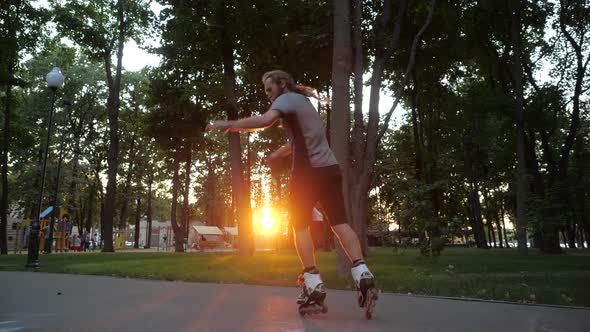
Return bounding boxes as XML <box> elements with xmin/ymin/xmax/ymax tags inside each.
<box><xmin>277</xmin><ymin>92</ymin><xmax>307</xmax><ymax>102</ymax></box>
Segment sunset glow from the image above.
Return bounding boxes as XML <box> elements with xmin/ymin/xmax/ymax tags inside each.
<box><xmin>255</xmin><ymin>207</ymin><xmax>278</xmax><ymax>235</ymax></box>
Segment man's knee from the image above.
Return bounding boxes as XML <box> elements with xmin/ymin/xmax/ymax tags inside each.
<box><xmin>331</xmin><ymin>222</ymin><xmax>353</xmax><ymax>235</ymax></box>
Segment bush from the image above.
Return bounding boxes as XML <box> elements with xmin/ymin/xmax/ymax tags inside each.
<box><xmin>419</xmin><ymin>237</ymin><xmax>447</xmax><ymax>257</ymax></box>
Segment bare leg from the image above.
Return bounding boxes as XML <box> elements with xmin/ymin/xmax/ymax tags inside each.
<box><xmin>294</xmin><ymin>227</ymin><xmax>316</xmax><ymax>268</ymax></box>
<box><xmin>331</xmin><ymin>223</ymin><xmax>363</xmax><ymax>263</ymax></box>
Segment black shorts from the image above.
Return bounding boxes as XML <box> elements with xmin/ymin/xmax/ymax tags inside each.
<box><xmin>289</xmin><ymin>165</ymin><xmax>348</xmax><ymax>230</ymax></box>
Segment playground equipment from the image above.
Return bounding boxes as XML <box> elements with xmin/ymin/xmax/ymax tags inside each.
<box><xmin>37</xmin><ymin>206</ymin><xmax>70</xmax><ymax>253</ymax></box>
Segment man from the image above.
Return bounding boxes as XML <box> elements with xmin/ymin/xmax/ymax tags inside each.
<box><xmin>207</xmin><ymin>70</ymin><xmax>378</xmax><ymax>317</ymax></box>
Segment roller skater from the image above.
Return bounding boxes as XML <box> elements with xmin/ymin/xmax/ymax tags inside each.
<box><xmin>207</xmin><ymin>70</ymin><xmax>378</xmax><ymax>319</ymax></box>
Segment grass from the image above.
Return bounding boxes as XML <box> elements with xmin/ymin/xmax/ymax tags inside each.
<box><xmin>1</xmin><ymin>247</ymin><xmax>589</xmax><ymax>307</ymax></box>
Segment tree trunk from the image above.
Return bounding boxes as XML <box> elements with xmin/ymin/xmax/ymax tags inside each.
<box><xmin>86</xmin><ymin>177</ymin><xmax>97</xmax><ymax>236</ymax></box>
<box><xmin>67</xmin><ymin>115</ymin><xmax>85</xmax><ymax>212</ymax></box>
<box><xmin>119</xmin><ymin>133</ymin><xmax>137</xmax><ymax>230</ymax></box>
<box><xmin>170</xmin><ymin>151</ymin><xmax>184</xmax><ymax>252</ymax></box>
<box><xmin>410</xmin><ymin>72</ymin><xmax>423</xmax><ymax>182</ymax></box>
<box><xmin>350</xmin><ymin>0</ymin><xmax>365</xmax><ymax>250</ymax></box>
<box><xmin>218</xmin><ymin>0</ymin><xmax>253</xmax><ymax>256</ymax></box>
<box><xmin>325</xmin><ymin>93</ymin><xmax>331</xmax><ymax>146</ymax></box>
<box><xmin>0</xmin><ymin>72</ymin><xmax>13</xmax><ymax>255</ymax></box>
<box><xmin>501</xmin><ymin>203</ymin><xmax>510</xmax><ymax>248</ymax></box>
<box><xmin>560</xmin><ymin>230</ymin><xmax>568</xmax><ymax>248</ymax></box>
<box><xmin>565</xmin><ymin>222</ymin><xmax>576</xmax><ymax>249</ymax></box>
<box><xmin>133</xmin><ymin>197</ymin><xmax>140</xmax><ymax>249</ymax></box>
<box><xmin>356</xmin><ymin>0</ymin><xmax>405</xmax><ymax>254</ymax></box>
<box><xmin>145</xmin><ymin>171</ymin><xmax>153</xmax><ymax>248</ymax></box>
<box><xmin>181</xmin><ymin>145</ymin><xmax>192</xmax><ymax>245</ymax></box>
<box><xmin>332</xmin><ymin>0</ymin><xmax>354</xmax><ymax>275</ymax></box>
<box><xmin>101</xmin><ymin>0</ymin><xmax>126</xmax><ymax>252</ymax></box>
<box><xmin>483</xmin><ymin>190</ymin><xmax>497</xmax><ymax>248</ymax></box>
<box><xmin>204</xmin><ymin>154</ymin><xmax>218</xmax><ymax>227</ymax></box>
<box><xmin>365</xmin><ymin>0</ymin><xmax>436</xmax><ymax>255</ymax></box>
<box><xmin>488</xmin><ymin>217</ymin><xmax>497</xmax><ymax>248</ymax></box>
<box><xmin>468</xmin><ymin>183</ymin><xmax>488</xmax><ymax>248</ymax></box>
<box><xmin>509</xmin><ymin>1</ymin><xmax>529</xmax><ymax>255</ymax></box>
<box><xmin>495</xmin><ymin>210</ymin><xmax>504</xmax><ymax>248</ymax></box>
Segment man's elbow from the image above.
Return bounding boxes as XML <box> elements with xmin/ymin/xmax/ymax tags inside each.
<box><xmin>261</xmin><ymin>117</ymin><xmax>278</xmax><ymax>128</ymax></box>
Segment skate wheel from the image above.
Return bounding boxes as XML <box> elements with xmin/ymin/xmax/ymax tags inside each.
<box><xmin>298</xmin><ymin>307</ymin><xmax>306</xmax><ymax>316</ymax></box>
<box><xmin>364</xmin><ymin>288</ymin><xmax>379</xmax><ymax>320</ymax></box>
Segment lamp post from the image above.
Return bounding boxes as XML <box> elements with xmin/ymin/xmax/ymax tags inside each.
<box><xmin>45</xmin><ymin>100</ymin><xmax>72</xmax><ymax>254</ymax></box>
<box><xmin>26</xmin><ymin>67</ymin><xmax>64</xmax><ymax>267</ymax></box>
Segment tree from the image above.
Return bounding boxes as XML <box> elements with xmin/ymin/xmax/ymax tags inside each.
<box><xmin>145</xmin><ymin>69</ymin><xmax>206</xmax><ymax>252</ymax></box>
<box><xmin>0</xmin><ymin>0</ymin><xmax>48</xmax><ymax>254</ymax></box>
<box><xmin>334</xmin><ymin>0</ymin><xmax>436</xmax><ymax>257</ymax></box>
<box><xmin>52</xmin><ymin>0</ymin><xmax>152</xmax><ymax>252</ymax></box>
<box><xmin>216</xmin><ymin>0</ymin><xmax>254</xmax><ymax>256</ymax></box>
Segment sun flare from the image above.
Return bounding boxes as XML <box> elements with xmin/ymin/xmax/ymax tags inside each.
<box><xmin>255</xmin><ymin>206</ymin><xmax>278</xmax><ymax>235</ymax></box>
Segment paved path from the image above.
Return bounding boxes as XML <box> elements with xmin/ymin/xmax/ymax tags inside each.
<box><xmin>1</xmin><ymin>271</ymin><xmax>589</xmax><ymax>332</ymax></box>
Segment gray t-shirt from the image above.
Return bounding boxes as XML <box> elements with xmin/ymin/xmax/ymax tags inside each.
<box><xmin>271</xmin><ymin>92</ymin><xmax>338</xmax><ymax>170</ymax></box>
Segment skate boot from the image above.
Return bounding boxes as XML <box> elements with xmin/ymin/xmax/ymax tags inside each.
<box><xmin>296</xmin><ymin>270</ymin><xmax>328</xmax><ymax>316</ymax></box>
<box><xmin>351</xmin><ymin>261</ymin><xmax>379</xmax><ymax>319</ymax></box>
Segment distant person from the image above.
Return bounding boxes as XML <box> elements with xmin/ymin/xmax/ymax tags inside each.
<box><xmin>207</xmin><ymin>70</ymin><xmax>378</xmax><ymax>318</ymax></box>
<box><xmin>73</xmin><ymin>233</ymin><xmax>81</xmax><ymax>251</ymax></box>
<box><xmin>83</xmin><ymin>231</ymin><xmax>90</xmax><ymax>252</ymax></box>
<box><xmin>41</xmin><ymin>223</ymin><xmax>50</xmax><ymax>253</ymax></box>
<box><xmin>92</xmin><ymin>233</ymin><xmax>98</xmax><ymax>251</ymax></box>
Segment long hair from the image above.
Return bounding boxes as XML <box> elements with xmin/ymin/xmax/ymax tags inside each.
<box><xmin>262</xmin><ymin>70</ymin><xmax>320</xmax><ymax>99</ymax></box>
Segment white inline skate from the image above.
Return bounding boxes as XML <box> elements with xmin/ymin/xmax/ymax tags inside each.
<box><xmin>296</xmin><ymin>271</ymin><xmax>328</xmax><ymax>316</ymax></box>
<box><xmin>351</xmin><ymin>262</ymin><xmax>379</xmax><ymax>319</ymax></box>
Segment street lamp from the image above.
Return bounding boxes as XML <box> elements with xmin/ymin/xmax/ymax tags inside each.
<box><xmin>26</xmin><ymin>67</ymin><xmax>64</xmax><ymax>267</ymax></box>
<box><xmin>45</xmin><ymin>100</ymin><xmax>72</xmax><ymax>254</ymax></box>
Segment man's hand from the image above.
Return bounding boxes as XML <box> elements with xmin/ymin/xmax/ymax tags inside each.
<box><xmin>266</xmin><ymin>144</ymin><xmax>291</xmax><ymax>168</ymax></box>
<box><xmin>206</xmin><ymin>120</ymin><xmax>233</xmax><ymax>133</ymax></box>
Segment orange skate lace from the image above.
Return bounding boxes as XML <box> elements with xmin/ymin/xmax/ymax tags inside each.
<box><xmin>297</xmin><ymin>274</ymin><xmax>304</xmax><ymax>286</ymax></box>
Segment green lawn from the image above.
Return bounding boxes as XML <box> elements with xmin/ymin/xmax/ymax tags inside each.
<box><xmin>1</xmin><ymin>248</ymin><xmax>589</xmax><ymax>307</ymax></box>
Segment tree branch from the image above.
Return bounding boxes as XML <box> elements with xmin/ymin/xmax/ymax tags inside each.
<box><xmin>377</xmin><ymin>0</ymin><xmax>436</xmax><ymax>143</ymax></box>
<box><xmin>522</xmin><ymin>55</ymin><xmax>540</xmax><ymax>93</ymax></box>
<box><xmin>382</xmin><ymin>0</ymin><xmax>407</xmax><ymax>61</ymax></box>
<box><xmin>559</xmin><ymin>0</ymin><xmax>582</xmax><ymax>58</ymax></box>
<box><xmin>352</xmin><ymin>0</ymin><xmax>365</xmax><ymax>173</ymax></box>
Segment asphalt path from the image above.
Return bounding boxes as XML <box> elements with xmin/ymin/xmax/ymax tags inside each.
<box><xmin>1</xmin><ymin>271</ymin><xmax>589</xmax><ymax>332</ymax></box>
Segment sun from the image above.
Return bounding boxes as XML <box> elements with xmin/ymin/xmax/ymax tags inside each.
<box><xmin>260</xmin><ymin>207</ymin><xmax>275</xmax><ymax>232</ymax></box>
<box><xmin>254</xmin><ymin>206</ymin><xmax>278</xmax><ymax>235</ymax></box>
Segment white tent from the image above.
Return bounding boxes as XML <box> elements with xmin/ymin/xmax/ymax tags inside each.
<box><xmin>192</xmin><ymin>225</ymin><xmax>223</xmax><ymax>235</ymax></box>
<box><xmin>224</xmin><ymin>227</ymin><xmax>238</xmax><ymax>236</ymax></box>
<box><xmin>190</xmin><ymin>225</ymin><xmax>224</xmax><ymax>248</ymax></box>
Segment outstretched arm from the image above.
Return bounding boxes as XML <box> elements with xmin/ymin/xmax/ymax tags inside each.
<box><xmin>206</xmin><ymin>110</ymin><xmax>281</xmax><ymax>133</ymax></box>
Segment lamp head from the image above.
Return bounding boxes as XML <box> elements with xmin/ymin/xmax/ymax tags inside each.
<box><xmin>46</xmin><ymin>67</ymin><xmax>65</xmax><ymax>90</ymax></box>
